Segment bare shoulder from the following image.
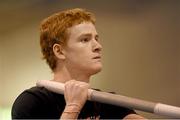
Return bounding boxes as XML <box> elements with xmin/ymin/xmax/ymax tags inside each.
<box><xmin>123</xmin><ymin>113</ymin><xmax>148</xmax><ymax>120</ymax></box>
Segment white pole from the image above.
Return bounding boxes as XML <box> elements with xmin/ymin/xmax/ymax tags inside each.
<box><xmin>36</xmin><ymin>80</ymin><xmax>180</xmax><ymax>118</ymax></box>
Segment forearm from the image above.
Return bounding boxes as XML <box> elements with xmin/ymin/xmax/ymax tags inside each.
<box><xmin>60</xmin><ymin>112</ymin><xmax>79</xmax><ymax>119</ymax></box>
<box><xmin>60</xmin><ymin>104</ymin><xmax>81</xmax><ymax>120</ymax></box>
<box><xmin>123</xmin><ymin>113</ymin><xmax>148</xmax><ymax>120</ymax></box>
<box><xmin>60</xmin><ymin>80</ymin><xmax>89</xmax><ymax>119</ymax></box>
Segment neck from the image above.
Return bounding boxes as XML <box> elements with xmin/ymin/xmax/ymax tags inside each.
<box><xmin>53</xmin><ymin>66</ymin><xmax>90</xmax><ymax>83</ymax></box>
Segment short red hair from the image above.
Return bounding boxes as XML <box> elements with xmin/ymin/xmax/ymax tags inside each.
<box><xmin>40</xmin><ymin>8</ymin><xmax>96</xmax><ymax>71</ymax></box>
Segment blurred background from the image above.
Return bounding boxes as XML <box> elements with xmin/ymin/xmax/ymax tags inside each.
<box><xmin>0</xmin><ymin>0</ymin><xmax>180</xmax><ymax>119</ymax></box>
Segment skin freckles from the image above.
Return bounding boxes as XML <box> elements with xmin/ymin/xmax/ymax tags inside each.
<box><xmin>63</xmin><ymin>22</ymin><xmax>102</xmax><ymax>78</ymax></box>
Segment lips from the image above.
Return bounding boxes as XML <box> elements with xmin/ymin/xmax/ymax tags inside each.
<box><xmin>93</xmin><ymin>56</ymin><xmax>101</xmax><ymax>59</ymax></box>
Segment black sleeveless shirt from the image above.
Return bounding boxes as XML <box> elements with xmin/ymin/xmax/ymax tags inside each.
<box><xmin>12</xmin><ymin>86</ymin><xmax>135</xmax><ymax>119</ymax></box>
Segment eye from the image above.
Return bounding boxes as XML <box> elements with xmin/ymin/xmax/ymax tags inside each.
<box><xmin>95</xmin><ymin>35</ymin><xmax>100</xmax><ymax>42</ymax></box>
<box><xmin>81</xmin><ymin>38</ymin><xmax>89</xmax><ymax>43</ymax></box>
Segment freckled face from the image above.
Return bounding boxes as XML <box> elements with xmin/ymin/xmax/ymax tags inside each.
<box><xmin>63</xmin><ymin>22</ymin><xmax>102</xmax><ymax>75</ymax></box>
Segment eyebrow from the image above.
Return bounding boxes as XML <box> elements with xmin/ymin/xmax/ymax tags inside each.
<box><xmin>78</xmin><ymin>33</ymin><xmax>99</xmax><ymax>39</ymax></box>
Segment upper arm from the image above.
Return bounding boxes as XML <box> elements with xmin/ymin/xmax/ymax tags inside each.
<box><xmin>12</xmin><ymin>91</ymin><xmax>44</xmax><ymax>119</ymax></box>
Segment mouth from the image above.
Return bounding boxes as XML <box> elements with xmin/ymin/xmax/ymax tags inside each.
<box><xmin>93</xmin><ymin>56</ymin><xmax>101</xmax><ymax>59</ymax></box>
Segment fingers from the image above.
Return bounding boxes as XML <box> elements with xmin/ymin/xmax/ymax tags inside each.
<box><xmin>65</xmin><ymin>80</ymin><xmax>90</xmax><ymax>88</ymax></box>
<box><xmin>64</xmin><ymin>80</ymin><xmax>90</xmax><ymax>109</ymax></box>
<box><xmin>65</xmin><ymin>80</ymin><xmax>90</xmax><ymax>94</ymax></box>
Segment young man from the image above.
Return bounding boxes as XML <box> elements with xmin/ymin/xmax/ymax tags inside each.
<box><xmin>12</xmin><ymin>8</ymin><xmax>145</xmax><ymax>119</ymax></box>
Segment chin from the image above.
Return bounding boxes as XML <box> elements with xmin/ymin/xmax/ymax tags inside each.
<box><xmin>90</xmin><ymin>64</ymin><xmax>102</xmax><ymax>75</ymax></box>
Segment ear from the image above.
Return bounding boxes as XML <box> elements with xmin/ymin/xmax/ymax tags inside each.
<box><xmin>53</xmin><ymin>43</ymin><xmax>66</xmax><ymax>60</ymax></box>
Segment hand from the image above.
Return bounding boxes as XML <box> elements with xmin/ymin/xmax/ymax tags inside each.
<box><xmin>64</xmin><ymin>80</ymin><xmax>90</xmax><ymax>110</ymax></box>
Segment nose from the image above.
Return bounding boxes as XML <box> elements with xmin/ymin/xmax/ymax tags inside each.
<box><xmin>92</xmin><ymin>39</ymin><xmax>102</xmax><ymax>52</ymax></box>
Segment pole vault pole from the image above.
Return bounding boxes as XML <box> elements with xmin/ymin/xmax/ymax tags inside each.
<box><xmin>36</xmin><ymin>80</ymin><xmax>180</xmax><ymax>118</ymax></box>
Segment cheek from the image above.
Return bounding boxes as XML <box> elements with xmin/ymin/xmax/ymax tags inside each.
<box><xmin>65</xmin><ymin>45</ymin><xmax>92</xmax><ymax>63</ymax></box>
<box><xmin>73</xmin><ymin>48</ymin><xmax>90</xmax><ymax>58</ymax></box>
<box><xmin>66</xmin><ymin>50</ymin><xmax>88</xmax><ymax>62</ymax></box>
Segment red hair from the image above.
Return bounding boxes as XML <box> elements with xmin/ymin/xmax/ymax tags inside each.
<box><xmin>40</xmin><ymin>8</ymin><xmax>96</xmax><ymax>71</ymax></box>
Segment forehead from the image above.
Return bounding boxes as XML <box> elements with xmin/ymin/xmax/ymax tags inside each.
<box><xmin>67</xmin><ymin>22</ymin><xmax>97</xmax><ymax>38</ymax></box>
